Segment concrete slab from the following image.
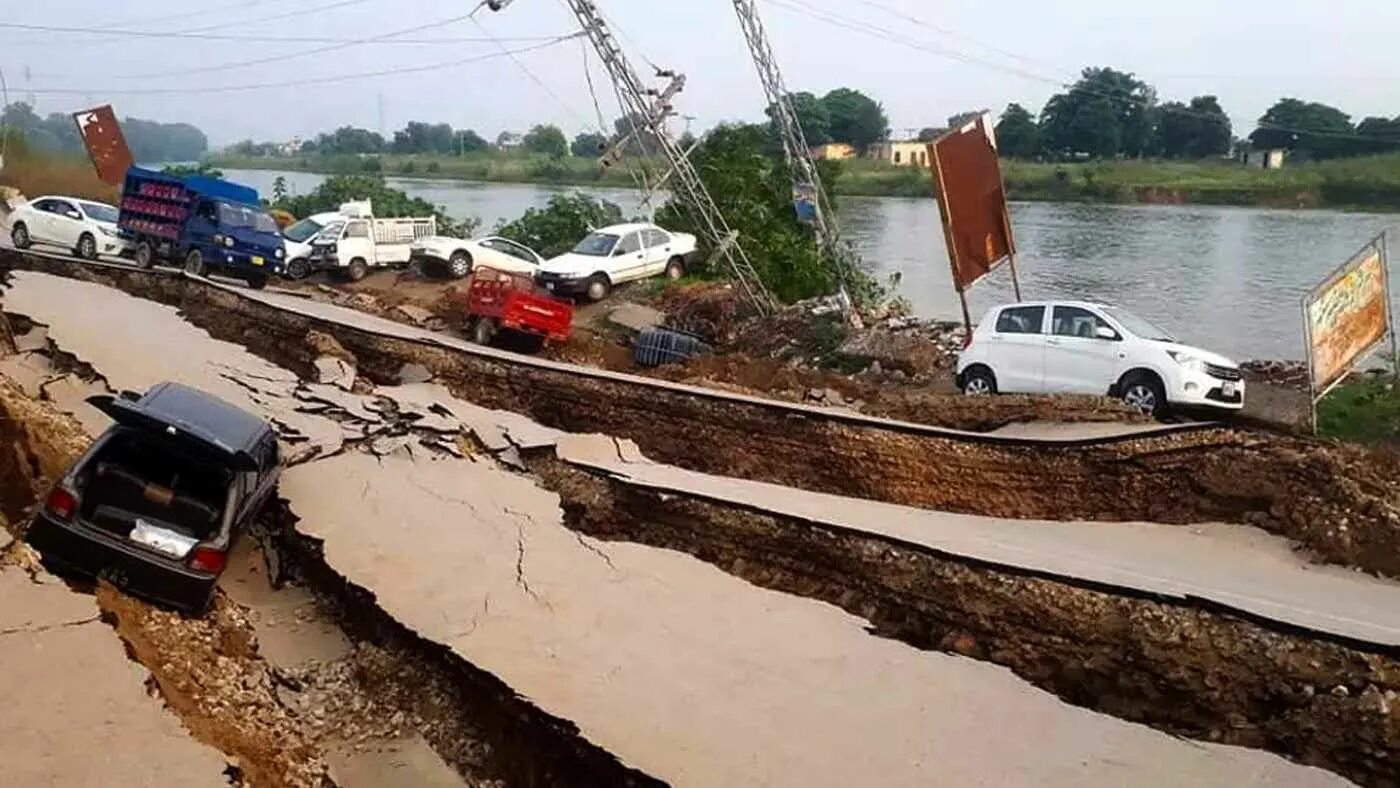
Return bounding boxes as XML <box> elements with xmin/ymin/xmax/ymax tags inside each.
<box><xmin>606</xmin><ymin>303</ymin><xmax>665</xmax><ymax>332</ymax></box>
<box><xmin>219</xmin><ymin>539</ymin><xmax>350</xmax><ymax>669</ymax></box>
<box><xmin>282</xmin><ymin>453</ymin><xmax>1346</xmax><ymax>788</ymax></box>
<box><xmin>0</xmin><ymin>566</ymin><xmax>228</xmax><ymax>787</ymax></box>
<box><xmin>325</xmin><ymin>735</ymin><xmax>466</xmax><ymax>788</ymax></box>
<box><xmin>557</xmin><ymin>433</ymin><xmax>1400</xmax><ymax>649</ymax></box>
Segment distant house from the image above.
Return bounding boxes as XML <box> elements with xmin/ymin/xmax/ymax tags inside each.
<box><xmin>1244</xmin><ymin>148</ymin><xmax>1287</xmax><ymax>170</ymax></box>
<box><xmin>868</xmin><ymin>140</ymin><xmax>929</xmax><ymax>167</ymax></box>
<box><xmin>809</xmin><ymin>143</ymin><xmax>856</xmax><ymax>161</ymax></box>
<box><xmin>496</xmin><ymin>132</ymin><xmax>523</xmax><ymax>150</ymax></box>
<box><xmin>276</xmin><ymin>138</ymin><xmax>302</xmax><ymax>157</ymax></box>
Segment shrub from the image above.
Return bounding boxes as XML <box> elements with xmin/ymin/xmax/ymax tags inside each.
<box><xmin>494</xmin><ymin>193</ymin><xmax>622</xmax><ymax>257</ymax></box>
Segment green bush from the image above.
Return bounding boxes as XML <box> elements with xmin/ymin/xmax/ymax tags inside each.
<box><xmin>494</xmin><ymin>193</ymin><xmax>623</xmax><ymax>258</ymax></box>
<box><xmin>273</xmin><ymin>174</ymin><xmax>479</xmax><ymax>238</ymax></box>
<box><xmin>400</xmin><ymin>159</ymin><xmax>418</xmax><ymax>175</ymax></box>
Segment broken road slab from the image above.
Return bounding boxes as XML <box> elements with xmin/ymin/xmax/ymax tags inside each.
<box><xmin>0</xmin><ymin>565</ymin><xmax>228</xmax><ymax>787</ymax></box>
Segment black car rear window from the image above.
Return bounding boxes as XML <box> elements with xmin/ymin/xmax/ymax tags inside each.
<box><xmin>78</xmin><ymin>430</ymin><xmax>233</xmax><ymax>541</ymax></box>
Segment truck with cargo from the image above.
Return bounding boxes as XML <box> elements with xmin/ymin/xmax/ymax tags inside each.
<box><xmin>306</xmin><ymin>200</ymin><xmax>436</xmax><ymax>281</ymax></box>
<box><xmin>118</xmin><ymin>167</ymin><xmax>286</xmax><ymax>288</ymax></box>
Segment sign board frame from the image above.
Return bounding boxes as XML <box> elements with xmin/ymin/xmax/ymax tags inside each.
<box><xmin>1301</xmin><ymin>231</ymin><xmax>1397</xmax><ymax>431</ymax></box>
<box><xmin>926</xmin><ymin>113</ymin><xmax>1022</xmax><ymax>333</ymax></box>
<box><xmin>71</xmin><ymin>105</ymin><xmax>134</xmax><ymax>186</ymax></box>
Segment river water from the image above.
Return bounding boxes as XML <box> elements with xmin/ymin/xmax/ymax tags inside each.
<box><xmin>225</xmin><ymin>168</ymin><xmax>1400</xmax><ymax>360</ymax></box>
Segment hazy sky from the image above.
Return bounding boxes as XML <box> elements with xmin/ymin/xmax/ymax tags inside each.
<box><xmin>3</xmin><ymin>0</ymin><xmax>1399</xmax><ymax>146</ymax></box>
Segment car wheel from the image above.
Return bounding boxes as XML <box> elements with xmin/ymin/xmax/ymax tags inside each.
<box><xmin>10</xmin><ymin>222</ymin><xmax>31</xmax><ymax>249</ymax></box>
<box><xmin>585</xmin><ymin>274</ymin><xmax>611</xmax><ymax>302</ymax></box>
<box><xmin>664</xmin><ymin>256</ymin><xmax>686</xmax><ymax>280</ymax></box>
<box><xmin>961</xmin><ymin>366</ymin><xmax>997</xmax><ymax>396</ymax></box>
<box><xmin>184</xmin><ymin>249</ymin><xmax>206</xmax><ymax>277</ymax></box>
<box><xmin>346</xmin><ymin>258</ymin><xmax>369</xmax><ymax>282</ymax></box>
<box><xmin>135</xmin><ymin>241</ymin><xmax>155</xmax><ymax>269</ymax></box>
<box><xmin>76</xmin><ymin>232</ymin><xmax>98</xmax><ymax>260</ymax></box>
<box><xmin>1120</xmin><ymin>373</ymin><xmax>1166</xmax><ymax>417</ymax></box>
<box><xmin>286</xmin><ymin>257</ymin><xmax>310</xmax><ymax>280</ymax></box>
<box><xmin>470</xmin><ymin>317</ymin><xmax>497</xmax><ymax>346</ymax></box>
<box><xmin>448</xmin><ymin>251</ymin><xmax>472</xmax><ymax>279</ymax></box>
<box><xmin>246</xmin><ymin>274</ymin><xmax>268</xmax><ymax>290</ymax></box>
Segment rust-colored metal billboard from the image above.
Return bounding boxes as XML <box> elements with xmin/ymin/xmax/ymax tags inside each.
<box><xmin>1303</xmin><ymin>233</ymin><xmax>1394</xmax><ymax>401</ymax></box>
<box><xmin>927</xmin><ymin>114</ymin><xmax>1017</xmax><ymax>297</ymax></box>
<box><xmin>71</xmin><ymin>105</ymin><xmax>134</xmax><ymax>185</ymax></box>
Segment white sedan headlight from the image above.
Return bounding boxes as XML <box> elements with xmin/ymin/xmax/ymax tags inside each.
<box><xmin>98</xmin><ymin>225</ymin><xmax>118</xmax><ymax>237</ymax></box>
<box><xmin>1166</xmin><ymin>350</ymin><xmax>1206</xmax><ymax>373</ymax></box>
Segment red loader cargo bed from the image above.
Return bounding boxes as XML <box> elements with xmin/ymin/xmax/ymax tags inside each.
<box><xmin>459</xmin><ymin>266</ymin><xmax>573</xmax><ymax>348</ymax></box>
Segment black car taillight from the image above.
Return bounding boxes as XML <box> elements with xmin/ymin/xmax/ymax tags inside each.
<box><xmin>45</xmin><ymin>486</ymin><xmax>78</xmax><ymax>521</ymax></box>
<box><xmin>187</xmin><ymin>546</ymin><xmax>227</xmax><ymax>574</ymax></box>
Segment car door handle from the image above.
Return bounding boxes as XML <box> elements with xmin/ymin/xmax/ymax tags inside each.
<box><xmin>1046</xmin><ymin>338</ymin><xmax>1061</xmax><ymax>345</ymax></box>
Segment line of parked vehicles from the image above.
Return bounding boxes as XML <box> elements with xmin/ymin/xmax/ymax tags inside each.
<box><xmin>7</xmin><ymin>167</ymin><xmax>702</xmax><ymax>300</ymax></box>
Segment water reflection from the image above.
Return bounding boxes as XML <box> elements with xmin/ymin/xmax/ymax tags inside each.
<box><xmin>226</xmin><ymin>169</ymin><xmax>1399</xmax><ymax>359</ymax></box>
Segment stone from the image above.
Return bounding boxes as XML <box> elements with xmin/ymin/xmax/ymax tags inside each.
<box><xmin>393</xmin><ymin>304</ymin><xmax>436</xmax><ymax>326</ymax></box>
<box><xmin>607</xmin><ymin>303</ymin><xmax>666</xmax><ymax>332</ymax></box>
<box><xmin>314</xmin><ymin>356</ymin><xmax>357</xmax><ymax>391</ymax></box>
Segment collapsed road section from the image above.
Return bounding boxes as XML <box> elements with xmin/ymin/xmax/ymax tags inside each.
<box><xmin>2</xmin><ymin>264</ymin><xmax>1398</xmax><ymax>785</ymax></box>
<box><xmin>4</xmin><ymin>250</ymin><xmax>1399</xmax><ymax>580</ymax></box>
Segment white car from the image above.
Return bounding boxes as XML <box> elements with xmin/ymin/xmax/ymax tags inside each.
<box><xmin>955</xmin><ymin>301</ymin><xmax>1244</xmax><ymax>415</ymax></box>
<box><xmin>8</xmin><ymin>195</ymin><xmax>132</xmax><ymax>260</ymax></box>
<box><xmin>409</xmin><ymin>235</ymin><xmax>545</xmax><ymax>279</ymax></box>
<box><xmin>280</xmin><ymin>212</ymin><xmax>345</xmax><ymax>279</ymax></box>
<box><xmin>534</xmin><ymin>222</ymin><xmax>699</xmax><ymax>301</ymax></box>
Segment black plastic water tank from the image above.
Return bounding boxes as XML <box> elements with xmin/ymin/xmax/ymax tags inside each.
<box><xmin>633</xmin><ymin>328</ymin><xmax>713</xmax><ymax>368</ymax></box>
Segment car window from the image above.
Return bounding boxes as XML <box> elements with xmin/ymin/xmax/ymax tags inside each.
<box><xmin>344</xmin><ymin>220</ymin><xmax>370</xmax><ymax>239</ymax></box>
<box><xmin>995</xmin><ymin>305</ymin><xmax>1046</xmax><ymax>334</ymax></box>
<box><xmin>487</xmin><ymin>238</ymin><xmax>537</xmax><ymax>263</ymax></box>
<box><xmin>1052</xmin><ymin>306</ymin><xmax>1115</xmax><ymax>339</ymax></box>
<box><xmin>32</xmin><ymin>198</ymin><xmax>61</xmax><ymax>214</ymax></box>
<box><xmin>572</xmin><ymin>232</ymin><xmax>618</xmax><ymax>256</ymax></box>
<box><xmin>282</xmin><ymin>217</ymin><xmax>325</xmax><ymax>242</ymax></box>
<box><xmin>79</xmin><ymin>201</ymin><xmax>119</xmax><ymax>223</ymax></box>
<box><xmin>616</xmin><ymin>232</ymin><xmax>641</xmax><ymax>254</ymax></box>
<box><xmin>48</xmin><ymin>200</ymin><xmax>79</xmax><ymax>219</ymax></box>
<box><xmin>643</xmin><ymin>228</ymin><xmax>669</xmax><ymax>248</ymax></box>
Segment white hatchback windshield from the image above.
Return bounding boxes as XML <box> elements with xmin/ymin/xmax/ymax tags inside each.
<box><xmin>1104</xmin><ymin>307</ymin><xmax>1175</xmax><ymax>342</ymax></box>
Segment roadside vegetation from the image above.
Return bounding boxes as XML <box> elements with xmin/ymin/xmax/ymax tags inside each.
<box><xmin>0</xmin><ymin>136</ymin><xmax>117</xmax><ymax>203</ymax></box>
<box><xmin>493</xmin><ymin>193</ymin><xmax>623</xmax><ymax>258</ymax></box>
<box><xmin>268</xmin><ymin>174</ymin><xmax>480</xmax><ymax>238</ymax></box>
<box><xmin>1317</xmin><ymin>378</ymin><xmax>1400</xmax><ymax>444</ymax></box>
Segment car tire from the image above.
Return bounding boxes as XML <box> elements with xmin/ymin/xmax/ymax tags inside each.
<box><xmin>469</xmin><ymin>317</ymin><xmax>497</xmax><ymax>346</ymax></box>
<box><xmin>585</xmin><ymin>274</ymin><xmax>611</xmax><ymax>302</ymax></box>
<box><xmin>184</xmin><ymin>249</ymin><xmax>206</xmax><ymax>277</ymax></box>
<box><xmin>664</xmin><ymin>256</ymin><xmax>686</xmax><ymax>280</ymax></box>
<box><xmin>961</xmin><ymin>366</ymin><xmax>997</xmax><ymax>396</ymax></box>
<box><xmin>246</xmin><ymin>274</ymin><xmax>268</xmax><ymax>290</ymax></box>
<box><xmin>346</xmin><ymin>258</ymin><xmax>369</xmax><ymax>282</ymax></box>
<box><xmin>1120</xmin><ymin>372</ymin><xmax>1166</xmax><ymax>417</ymax></box>
<box><xmin>135</xmin><ymin>241</ymin><xmax>155</xmax><ymax>269</ymax></box>
<box><xmin>286</xmin><ymin>257</ymin><xmax>310</xmax><ymax>280</ymax></box>
<box><xmin>10</xmin><ymin>222</ymin><xmax>31</xmax><ymax>249</ymax></box>
<box><xmin>76</xmin><ymin>232</ymin><xmax>98</xmax><ymax>260</ymax></box>
<box><xmin>448</xmin><ymin>251</ymin><xmax>472</xmax><ymax>279</ymax></box>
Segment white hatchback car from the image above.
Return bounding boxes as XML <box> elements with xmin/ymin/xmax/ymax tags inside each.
<box><xmin>8</xmin><ymin>195</ymin><xmax>132</xmax><ymax>260</ymax></box>
<box><xmin>955</xmin><ymin>301</ymin><xmax>1244</xmax><ymax>414</ymax></box>
<box><xmin>534</xmin><ymin>223</ymin><xmax>700</xmax><ymax>302</ymax></box>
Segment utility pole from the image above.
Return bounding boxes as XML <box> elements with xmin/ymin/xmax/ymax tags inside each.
<box><xmin>729</xmin><ymin>0</ymin><xmax>860</xmax><ymax>314</ymax></box>
<box><xmin>489</xmin><ymin>0</ymin><xmax>775</xmax><ymax>313</ymax></box>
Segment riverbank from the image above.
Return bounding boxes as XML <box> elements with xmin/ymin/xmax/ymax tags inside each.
<box><xmin>207</xmin><ymin>151</ymin><xmax>1400</xmax><ymax>210</ymax></box>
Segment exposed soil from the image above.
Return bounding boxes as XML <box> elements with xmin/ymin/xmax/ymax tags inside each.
<box><xmin>9</xmin><ymin>254</ymin><xmax>1397</xmax><ymax>580</ymax></box>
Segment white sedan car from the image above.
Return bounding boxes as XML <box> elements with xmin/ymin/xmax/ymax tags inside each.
<box><xmin>8</xmin><ymin>195</ymin><xmax>132</xmax><ymax>260</ymax></box>
<box><xmin>534</xmin><ymin>223</ymin><xmax>700</xmax><ymax>301</ymax></box>
<box><xmin>409</xmin><ymin>235</ymin><xmax>545</xmax><ymax>279</ymax></box>
<box><xmin>955</xmin><ymin>300</ymin><xmax>1244</xmax><ymax>415</ymax></box>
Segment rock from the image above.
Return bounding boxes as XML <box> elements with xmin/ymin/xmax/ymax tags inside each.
<box><xmin>867</xmin><ymin>360</ymin><xmax>883</xmax><ymax>376</ymax></box>
<box><xmin>314</xmin><ymin>356</ymin><xmax>357</xmax><ymax>391</ymax></box>
<box><xmin>608</xmin><ymin>303</ymin><xmax>666</xmax><ymax>332</ymax></box>
<box><xmin>306</xmin><ymin>331</ymin><xmax>356</xmax><ymax>364</ymax></box>
<box><xmin>392</xmin><ymin>304</ymin><xmax>435</xmax><ymax>327</ymax></box>
<box><xmin>835</xmin><ymin>328</ymin><xmax>949</xmax><ymax>376</ymax></box>
<box><xmin>397</xmin><ymin>363</ymin><xmax>433</xmax><ymax>384</ymax></box>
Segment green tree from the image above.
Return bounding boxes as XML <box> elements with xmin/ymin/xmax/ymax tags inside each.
<box><xmin>611</xmin><ymin>114</ymin><xmax>665</xmax><ymax>155</ymax></box>
<box><xmin>1251</xmin><ymin>98</ymin><xmax>1355</xmax><ymax>159</ymax></box>
<box><xmin>1039</xmin><ymin>67</ymin><xmax>1155</xmax><ymax>158</ymax></box>
<box><xmin>821</xmin><ymin>88</ymin><xmax>889</xmax><ymax>151</ymax></box>
<box><xmin>271</xmin><ymin>176</ymin><xmax>288</xmax><ymax>202</ymax></box>
<box><xmin>1150</xmin><ymin>95</ymin><xmax>1231</xmax><ymax>159</ymax></box>
<box><xmin>391</xmin><ymin>121</ymin><xmax>455</xmax><ymax>154</ymax></box>
<box><xmin>313</xmin><ymin>126</ymin><xmax>385</xmax><ymax>155</ymax></box>
<box><xmin>494</xmin><ymin>193</ymin><xmax>623</xmax><ymax>257</ymax></box>
<box><xmin>522</xmin><ymin>124</ymin><xmax>568</xmax><ymax>158</ymax></box>
<box><xmin>455</xmin><ymin>129</ymin><xmax>489</xmax><ymax>154</ymax></box>
<box><xmin>994</xmin><ymin>103</ymin><xmax>1040</xmax><ymax>158</ymax></box>
<box><xmin>946</xmin><ymin>109</ymin><xmax>986</xmax><ymax>129</ymax></box>
<box><xmin>571</xmin><ymin>131</ymin><xmax>608</xmax><ymax>158</ymax></box>
<box><xmin>1355</xmin><ymin>116</ymin><xmax>1400</xmax><ymax>155</ymax></box>
<box><xmin>272</xmin><ymin>174</ymin><xmax>479</xmax><ymax>237</ymax></box>
<box><xmin>768</xmin><ymin>91</ymin><xmax>832</xmax><ymax>145</ymax></box>
<box><xmin>916</xmin><ymin>127</ymin><xmax>944</xmax><ymax>142</ymax></box>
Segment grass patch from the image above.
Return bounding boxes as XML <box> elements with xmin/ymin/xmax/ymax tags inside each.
<box><xmin>0</xmin><ymin>145</ymin><xmax>117</xmax><ymax>204</ymax></box>
<box><xmin>1317</xmin><ymin>378</ymin><xmax>1400</xmax><ymax>444</ymax></box>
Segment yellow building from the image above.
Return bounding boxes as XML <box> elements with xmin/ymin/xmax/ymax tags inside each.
<box><xmin>868</xmin><ymin>140</ymin><xmax>929</xmax><ymax>167</ymax></box>
<box><xmin>809</xmin><ymin>143</ymin><xmax>856</xmax><ymax>160</ymax></box>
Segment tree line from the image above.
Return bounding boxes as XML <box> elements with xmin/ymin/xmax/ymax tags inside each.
<box><xmin>0</xmin><ymin>101</ymin><xmax>208</xmax><ymax>163</ymax></box>
<box><xmin>989</xmin><ymin>67</ymin><xmax>1400</xmax><ymax>161</ymax></box>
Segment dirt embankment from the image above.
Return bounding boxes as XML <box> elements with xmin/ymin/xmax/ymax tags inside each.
<box><xmin>9</xmin><ymin>255</ymin><xmax>1398</xmax><ymax>579</ymax></box>
<box><xmin>532</xmin><ymin>454</ymin><xmax>1400</xmax><ymax>787</ymax></box>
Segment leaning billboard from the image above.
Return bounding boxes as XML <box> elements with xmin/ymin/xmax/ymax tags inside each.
<box><xmin>927</xmin><ymin>114</ymin><xmax>1016</xmax><ymax>293</ymax></box>
<box><xmin>71</xmin><ymin>105</ymin><xmax>134</xmax><ymax>186</ymax></box>
<box><xmin>1304</xmin><ymin>234</ymin><xmax>1392</xmax><ymax>395</ymax></box>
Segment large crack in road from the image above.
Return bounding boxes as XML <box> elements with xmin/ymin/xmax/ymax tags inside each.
<box><xmin>2</xmin><ymin>261</ymin><xmax>1398</xmax><ymax>785</ymax></box>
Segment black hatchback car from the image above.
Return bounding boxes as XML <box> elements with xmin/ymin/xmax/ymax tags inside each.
<box><xmin>27</xmin><ymin>382</ymin><xmax>280</xmax><ymax>612</ymax></box>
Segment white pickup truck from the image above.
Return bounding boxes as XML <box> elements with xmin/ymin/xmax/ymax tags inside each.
<box><xmin>307</xmin><ymin>200</ymin><xmax>436</xmax><ymax>281</ymax></box>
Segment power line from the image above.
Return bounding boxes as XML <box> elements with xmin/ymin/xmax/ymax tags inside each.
<box><xmin>19</xmin><ymin>33</ymin><xmax>585</xmax><ymax>96</ymax></box>
<box><xmin>468</xmin><ymin>14</ymin><xmax>592</xmax><ymax>129</ymax></box>
<box><xmin>2</xmin><ymin>0</ymin><xmax>375</xmax><ymax>46</ymax></box>
<box><xmin>0</xmin><ymin>21</ymin><xmax>568</xmax><ymax>45</ymax></box>
<box><xmin>112</xmin><ymin>11</ymin><xmax>484</xmax><ymax>79</ymax></box>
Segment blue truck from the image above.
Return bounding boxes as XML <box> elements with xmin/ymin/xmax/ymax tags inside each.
<box><xmin>118</xmin><ymin>167</ymin><xmax>285</xmax><ymax>288</ymax></box>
